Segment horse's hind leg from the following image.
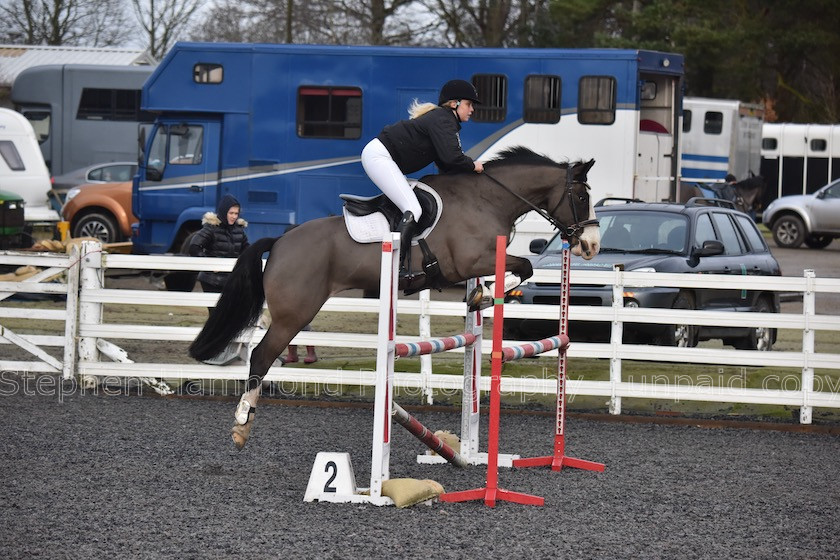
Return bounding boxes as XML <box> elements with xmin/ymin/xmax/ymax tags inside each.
<box><xmin>231</xmin><ymin>325</ymin><xmax>291</xmax><ymax>450</ymax></box>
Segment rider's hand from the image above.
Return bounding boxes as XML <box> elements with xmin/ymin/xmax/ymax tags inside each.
<box><xmin>474</xmin><ymin>161</ymin><xmax>484</xmax><ymax>173</ymax></box>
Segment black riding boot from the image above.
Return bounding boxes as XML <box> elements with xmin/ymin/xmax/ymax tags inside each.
<box><xmin>396</xmin><ymin>211</ymin><xmax>417</xmax><ymax>274</ymax></box>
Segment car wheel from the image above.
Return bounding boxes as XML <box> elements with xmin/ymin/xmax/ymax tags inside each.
<box><xmin>732</xmin><ymin>297</ymin><xmax>776</xmax><ymax>351</ymax></box>
<box><xmin>73</xmin><ymin>211</ymin><xmax>119</xmax><ymax>243</ymax></box>
<box><xmin>655</xmin><ymin>291</ymin><xmax>697</xmax><ymax>347</ymax></box>
<box><xmin>804</xmin><ymin>234</ymin><xmax>833</xmax><ymax>249</ymax></box>
<box><xmin>772</xmin><ymin>215</ymin><xmax>805</xmax><ymax>248</ymax></box>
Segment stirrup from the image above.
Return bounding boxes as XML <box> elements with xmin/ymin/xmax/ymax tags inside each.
<box><xmin>398</xmin><ymin>270</ymin><xmax>427</xmax><ymax>293</ymax></box>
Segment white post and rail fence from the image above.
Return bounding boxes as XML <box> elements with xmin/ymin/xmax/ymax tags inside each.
<box><xmin>1</xmin><ymin>241</ymin><xmax>839</xmax><ymax>424</ymax></box>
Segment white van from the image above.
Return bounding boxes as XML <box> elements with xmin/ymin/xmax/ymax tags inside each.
<box><xmin>0</xmin><ymin>108</ymin><xmax>60</xmax><ymax>227</ymax></box>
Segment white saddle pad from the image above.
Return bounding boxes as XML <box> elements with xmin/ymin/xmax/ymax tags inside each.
<box><xmin>343</xmin><ymin>181</ymin><xmax>442</xmax><ymax>245</ymax></box>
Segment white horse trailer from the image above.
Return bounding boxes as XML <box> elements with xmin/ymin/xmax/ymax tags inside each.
<box><xmin>760</xmin><ymin>123</ymin><xmax>840</xmax><ymax>205</ymax></box>
<box><xmin>680</xmin><ymin>97</ymin><xmax>764</xmax><ymax>184</ymax></box>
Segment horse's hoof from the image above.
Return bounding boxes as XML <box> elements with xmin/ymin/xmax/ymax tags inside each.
<box><xmin>231</xmin><ymin>420</ymin><xmax>253</xmax><ymax>450</ymax></box>
<box><xmin>466</xmin><ymin>285</ymin><xmax>493</xmax><ymax>312</ymax></box>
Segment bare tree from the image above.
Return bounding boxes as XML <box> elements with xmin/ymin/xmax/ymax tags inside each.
<box><xmin>190</xmin><ymin>0</ymin><xmax>434</xmax><ymax>46</ymax></box>
<box><xmin>421</xmin><ymin>0</ymin><xmax>531</xmax><ymax>47</ymax></box>
<box><xmin>0</xmin><ymin>0</ymin><xmax>132</xmax><ymax>46</ymax></box>
<box><xmin>132</xmin><ymin>0</ymin><xmax>201</xmax><ymax>59</ymax></box>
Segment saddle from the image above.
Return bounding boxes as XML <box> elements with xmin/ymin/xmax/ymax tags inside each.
<box><xmin>341</xmin><ymin>183</ymin><xmax>439</xmax><ymax>232</ymax></box>
<box><xmin>341</xmin><ymin>182</ymin><xmax>444</xmax><ymax>294</ymax></box>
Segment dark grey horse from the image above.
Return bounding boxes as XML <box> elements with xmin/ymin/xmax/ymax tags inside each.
<box><xmin>188</xmin><ymin>147</ymin><xmax>601</xmax><ymax>449</ymax></box>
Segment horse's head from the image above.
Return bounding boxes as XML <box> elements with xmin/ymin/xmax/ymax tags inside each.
<box><xmin>735</xmin><ymin>174</ymin><xmax>766</xmax><ymax>214</ymax></box>
<box><xmin>547</xmin><ymin>158</ymin><xmax>600</xmax><ymax>260</ymax></box>
<box><xmin>483</xmin><ymin>147</ymin><xmax>600</xmax><ymax>259</ymax></box>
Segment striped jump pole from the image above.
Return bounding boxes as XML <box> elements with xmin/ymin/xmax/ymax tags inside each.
<box><xmin>441</xmin><ymin>235</ymin><xmax>545</xmax><ymax>507</ymax></box>
<box><xmin>396</xmin><ymin>333</ymin><xmax>476</xmax><ymax>358</ymax></box>
<box><xmin>393</xmin><ymin>403</ymin><xmax>468</xmax><ymax>468</ymax></box>
<box><xmin>511</xmin><ymin>241</ymin><xmax>605</xmax><ymax>473</ymax></box>
<box><xmin>501</xmin><ymin>335</ymin><xmax>568</xmax><ymax>363</ymax></box>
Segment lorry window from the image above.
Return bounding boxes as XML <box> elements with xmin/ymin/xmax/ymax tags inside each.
<box><xmin>194</xmin><ymin>63</ymin><xmax>223</xmax><ymax>84</ymax></box>
<box><xmin>578</xmin><ymin>76</ymin><xmax>616</xmax><ymax>125</ymax></box>
<box><xmin>297</xmin><ymin>86</ymin><xmax>362</xmax><ymax>139</ymax></box>
<box><xmin>703</xmin><ymin>111</ymin><xmax>723</xmax><ymax>134</ymax></box>
<box><xmin>524</xmin><ymin>75</ymin><xmax>561</xmax><ymax>124</ymax></box>
<box><xmin>640</xmin><ymin>80</ymin><xmax>657</xmax><ymax>100</ymax></box>
<box><xmin>683</xmin><ymin>109</ymin><xmax>692</xmax><ymax>133</ymax></box>
<box><xmin>20</xmin><ymin>110</ymin><xmax>50</xmax><ymax>143</ymax></box>
<box><xmin>810</xmin><ymin>139</ymin><xmax>827</xmax><ymax>152</ymax></box>
<box><xmin>169</xmin><ymin>125</ymin><xmax>203</xmax><ymax>165</ymax></box>
<box><xmin>146</xmin><ymin>127</ymin><xmax>167</xmax><ymax>180</ymax></box>
<box><xmin>0</xmin><ymin>141</ymin><xmax>26</xmax><ymax>171</ymax></box>
<box><xmin>77</xmin><ymin>88</ymin><xmax>145</xmax><ymax>122</ymax></box>
<box><xmin>472</xmin><ymin>74</ymin><xmax>506</xmax><ymax>123</ymax></box>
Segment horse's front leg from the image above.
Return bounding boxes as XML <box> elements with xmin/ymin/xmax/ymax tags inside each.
<box><xmin>467</xmin><ymin>255</ymin><xmax>533</xmax><ymax>311</ymax></box>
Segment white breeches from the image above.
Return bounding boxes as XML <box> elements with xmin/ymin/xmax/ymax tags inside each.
<box><xmin>361</xmin><ymin>138</ymin><xmax>423</xmax><ymax>220</ymax></box>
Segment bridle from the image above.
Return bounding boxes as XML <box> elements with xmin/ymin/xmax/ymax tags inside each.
<box><xmin>484</xmin><ymin>168</ymin><xmax>599</xmax><ymax>239</ymax></box>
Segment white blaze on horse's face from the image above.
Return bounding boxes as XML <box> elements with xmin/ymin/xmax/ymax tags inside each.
<box><xmin>572</xmin><ymin>196</ymin><xmax>600</xmax><ymax>259</ymax></box>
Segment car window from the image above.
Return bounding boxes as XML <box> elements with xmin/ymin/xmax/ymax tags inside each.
<box><xmin>824</xmin><ymin>182</ymin><xmax>840</xmax><ymax>199</ymax></box>
<box><xmin>591</xmin><ymin>211</ymin><xmax>688</xmax><ymax>251</ymax></box>
<box><xmin>735</xmin><ymin>214</ymin><xmax>766</xmax><ymax>252</ymax></box>
<box><xmin>711</xmin><ymin>212</ymin><xmax>745</xmax><ymax>255</ymax></box>
<box><xmin>694</xmin><ymin>213</ymin><xmax>716</xmax><ymax>248</ymax></box>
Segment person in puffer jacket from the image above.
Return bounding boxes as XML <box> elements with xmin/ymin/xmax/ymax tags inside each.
<box><xmin>189</xmin><ymin>194</ymin><xmax>249</xmax><ymax>293</ymax></box>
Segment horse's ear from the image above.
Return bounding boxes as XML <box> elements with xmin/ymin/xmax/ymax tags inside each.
<box><xmin>573</xmin><ymin>159</ymin><xmax>595</xmax><ymax>180</ymax></box>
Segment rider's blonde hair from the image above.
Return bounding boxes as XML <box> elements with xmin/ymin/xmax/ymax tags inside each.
<box><xmin>408</xmin><ymin>100</ymin><xmax>439</xmax><ymax>119</ymax></box>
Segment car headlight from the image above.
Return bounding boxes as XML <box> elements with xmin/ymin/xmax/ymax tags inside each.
<box><xmin>64</xmin><ymin>187</ymin><xmax>81</xmax><ymax>202</ymax></box>
<box><xmin>632</xmin><ymin>267</ymin><xmax>656</xmax><ymax>273</ymax></box>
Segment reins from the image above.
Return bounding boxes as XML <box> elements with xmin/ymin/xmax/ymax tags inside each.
<box><xmin>483</xmin><ymin>168</ymin><xmax>598</xmax><ymax>239</ymax></box>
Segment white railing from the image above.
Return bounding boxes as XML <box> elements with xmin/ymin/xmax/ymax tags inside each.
<box><xmin>2</xmin><ymin>241</ymin><xmax>839</xmax><ymax>423</ymax></box>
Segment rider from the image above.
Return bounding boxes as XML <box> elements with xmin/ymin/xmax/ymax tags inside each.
<box><xmin>361</xmin><ymin>79</ymin><xmax>485</xmax><ymax>276</ymax></box>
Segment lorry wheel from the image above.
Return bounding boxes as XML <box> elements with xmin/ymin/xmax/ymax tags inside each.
<box><xmin>73</xmin><ymin>212</ymin><xmax>119</xmax><ymax>243</ymax></box>
<box><xmin>804</xmin><ymin>234</ymin><xmax>833</xmax><ymax>249</ymax></box>
<box><xmin>772</xmin><ymin>215</ymin><xmax>805</xmax><ymax>248</ymax></box>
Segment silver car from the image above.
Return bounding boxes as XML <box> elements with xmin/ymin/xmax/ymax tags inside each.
<box><xmin>51</xmin><ymin>161</ymin><xmax>138</xmax><ymax>201</ymax></box>
<box><xmin>763</xmin><ymin>178</ymin><xmax>840</xmax><ymax>248</ymax></box>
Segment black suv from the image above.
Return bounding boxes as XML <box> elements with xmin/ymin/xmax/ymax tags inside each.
<box><xmin>505</xmin><ymin>198</ymin><xmax>782</xmax><ymax>349</ymax></box>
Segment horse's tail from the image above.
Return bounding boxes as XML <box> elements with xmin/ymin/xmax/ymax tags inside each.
<box><xmin>188</xmin><ymin>237</ymin><xmax>278</xmax><ymax>361</ymax></box>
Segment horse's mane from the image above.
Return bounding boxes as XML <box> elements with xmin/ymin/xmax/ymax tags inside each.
<box><xmin>484</xmin><ymin>146</ymin><xmax>569</xmax><ymax>170</ymax></box>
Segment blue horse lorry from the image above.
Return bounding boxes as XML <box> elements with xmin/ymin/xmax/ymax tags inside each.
<box><xmin>131</xmin><ymin>42</ymin><xmax>685</xmax><ymax>256</ymax></box>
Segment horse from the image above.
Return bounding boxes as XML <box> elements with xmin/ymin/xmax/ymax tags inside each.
<box><xmin>187</xmin><ymin>147</ymin><xmax>601</xmax><ymax>449</ymax></box>
<box><xmin>678</xmin><ymin>174</ymin><xmax>766</xmax><ymax>218</ymax></box>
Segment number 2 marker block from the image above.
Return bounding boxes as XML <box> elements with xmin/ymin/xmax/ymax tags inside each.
<box><xmin>303</xmin><ymin>452</ymin><xmax>393</xmax><ymax>505</ymax></box>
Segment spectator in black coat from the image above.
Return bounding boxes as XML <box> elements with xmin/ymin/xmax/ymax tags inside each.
<box><xmin>189</xmin><ymin>194</ymin><xmax>249</xmax><ymax>294</ymax></box>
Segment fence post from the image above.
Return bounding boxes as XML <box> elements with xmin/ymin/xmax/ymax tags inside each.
<box><xmin>609</xmin><ymin>265</ymin><xmax>624</xmax><ymax>415</ymax></box>
<box><xmin>419</xmin><ymin>289</ymin><xmax>433</xmax><ymax>404</ymax></box>
<box><xmin>61</xmin><ymin>244</ymin><xmax>81</xmax><ymax>380</ymax></box>
<box><xmin>800</xmin><ymin>269</ymin><xmax>815</xmax><ymax>424</ymax></box>
<box><xmin>77</xmin><ymin>240</ymin><xmax>104</xmax><ymax>386</ymax></box>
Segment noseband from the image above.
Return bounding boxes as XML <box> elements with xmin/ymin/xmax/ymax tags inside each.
<box><xmin>484</xmin><ymin>169</ymin><xmax>598</xmax><ymax>239</ymax></box>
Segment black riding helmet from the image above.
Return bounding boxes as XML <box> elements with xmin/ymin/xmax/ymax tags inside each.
<box><xmin>438</xmin><ymin>79</ymin><xmax>481</xmax><ymax>106</ymax></box>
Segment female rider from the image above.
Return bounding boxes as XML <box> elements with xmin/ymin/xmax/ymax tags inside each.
<box><xmin>361</xmin><ymin>79</ymin><xmax>484</xmax><ymax>275</ymax></box>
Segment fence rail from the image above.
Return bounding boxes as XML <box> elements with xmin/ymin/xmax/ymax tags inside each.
<box><xmin>2</xmin><ymin>242</ymin><xmax>839</xmax><ymax>423</ymax></box>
